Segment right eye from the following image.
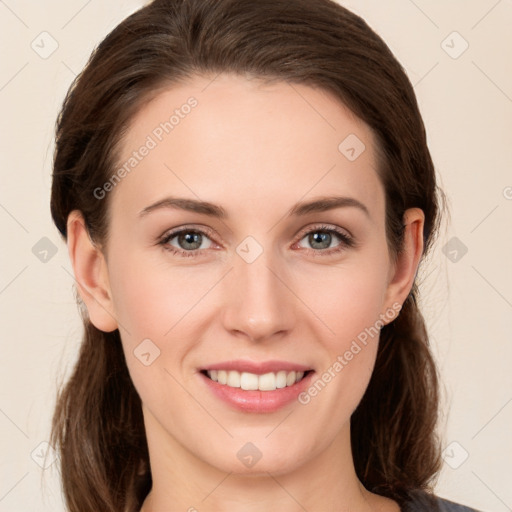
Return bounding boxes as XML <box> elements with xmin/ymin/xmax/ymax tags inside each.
<box><xmin>159</xmin><ymin>227</ymin><xmax>217</xmax><ymax>258</ymax></box>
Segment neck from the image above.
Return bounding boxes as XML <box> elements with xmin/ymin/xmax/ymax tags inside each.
<box><xmin>140</xmin><ymin>415</ymin><xmax>390</xmax><ymax>512</ymax></box>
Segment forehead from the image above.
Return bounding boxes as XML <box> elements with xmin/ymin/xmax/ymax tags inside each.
<box><xmin>111</xmin><ymin>73</ymin><xmax>384</xmax><ymax>222</ymax></box>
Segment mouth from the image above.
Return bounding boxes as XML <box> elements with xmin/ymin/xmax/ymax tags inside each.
<box><xmin>200</xmin><ymin>369</ymin><xmax>314</xmax><ymax>392</ymax></box>
<box><xmin>198</xmin><ymin>360</ymin><xmax>315</xmax><ymax>412</ymax></box>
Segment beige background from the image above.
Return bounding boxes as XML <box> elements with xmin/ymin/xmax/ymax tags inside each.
<box><xmin>0</xmin><ymin>1</ymin><xmax>511</xmax><ymax>510</ymax></box>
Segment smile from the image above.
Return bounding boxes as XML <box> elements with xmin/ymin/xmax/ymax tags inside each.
<box><xmin>199</xmin><ymin>360</ymin><xmax>315</xmax><ymax>412</ymax></box>
<box><xmin>203</xmin><ymin>369</ymin><xmax>310</xmax><ymax>391</ymax></box>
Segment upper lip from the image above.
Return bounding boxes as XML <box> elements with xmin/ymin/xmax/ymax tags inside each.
<box><xmin>201</xmin><ymin>360</ymin><xmax>313</xmax><ymax>375</ymax></box>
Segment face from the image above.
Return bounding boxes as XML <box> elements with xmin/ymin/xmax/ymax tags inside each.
<box><xmin>81</xmin><ymin>73</ymin><xmax>417</xmax><ymax>477</ymax></box>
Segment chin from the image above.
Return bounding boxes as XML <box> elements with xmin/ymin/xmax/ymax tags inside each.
<box><xmin>201</xmin><ymin>437</ymin><xmax>312</xmax><ymax>477</ymax></box>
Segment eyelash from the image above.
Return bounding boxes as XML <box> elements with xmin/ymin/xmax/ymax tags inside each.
<box><xmin>158</xmin><ymin>224</ymin><xmax>355</xmax><ymax>259</ymax></box>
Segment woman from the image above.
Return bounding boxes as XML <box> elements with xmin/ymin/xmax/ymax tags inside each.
<box><xmin>50</xmin><ymin>0</ymin><xmax>481</xmax><ymax>510</ymax></box>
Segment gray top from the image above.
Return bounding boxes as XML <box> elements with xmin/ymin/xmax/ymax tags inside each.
<box><xmin>436</xmin><ymin>497</ymin><xmax>481</xmax><ymax>511</ymax></box>
<box><xmin>401</xmin><ymin>493</ymin><xmax>482</xmax><ymax>511</ymax></box>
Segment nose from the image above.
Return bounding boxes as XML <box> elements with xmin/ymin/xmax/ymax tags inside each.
<box><xmin>220</xmin><ymin>245</ymin><xmax>296</xmax><ymax>343</ymax></box>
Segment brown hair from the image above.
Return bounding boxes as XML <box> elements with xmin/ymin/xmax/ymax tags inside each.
<box><xmin>50</xmin><ymin>0</ymin><xmax>444</xmax><ymax>510</ymax></box>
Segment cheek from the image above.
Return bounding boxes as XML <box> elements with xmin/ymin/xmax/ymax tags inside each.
<box><xmin>298</xmin><ymin>293</ymin><xmax>384</xmax><ymax>438</ymax></box>
<box><xmin>295</xmin><ymin>257</ymin><xmax>389</xmax><ymax>409</ymax></box>
<box><xmin>301</xmin><ymin>259</ymin><xmax>390</xmax><ymax>351</ymax></box>
<box><xmin>107</xmin><ymin>255</ymin><xmax>198</xmax><ymax>424</ymax></box>
<box><xmin>106</xmin><ymin>253</ymin><xmax>217</xmax><ymax>396</ymax></box>
<box><xmin>107</xmin><ymin>251</ymin><xmax>206</xmax><ymax>340</ymax></box>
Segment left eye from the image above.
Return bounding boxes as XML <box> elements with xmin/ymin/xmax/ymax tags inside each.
<box><xmin>299</xmin><ymin>230</ymin><xmax>340</xmax><ymax>250</ymax></box>
<box><xmin>296</xmin><ymin>226</ymin><xmax>353</xmax><ymax>253</ymax></box>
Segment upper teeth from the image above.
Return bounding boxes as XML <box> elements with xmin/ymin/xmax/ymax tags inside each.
<box><xmin>207</xmin><ymin>370</ymin><xmax>305</xmax><ymax>391</ymax></box>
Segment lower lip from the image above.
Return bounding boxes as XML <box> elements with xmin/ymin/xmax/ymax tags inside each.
<box><xmin>199</xmin><ymin>371</ymin><xmax>315</xmax><ymax>413</ymax></box>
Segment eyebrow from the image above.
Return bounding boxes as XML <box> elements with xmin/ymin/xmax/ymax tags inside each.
<box><xmin>139</xmin><ymin>195</ymin><xmax>370</xmax><ymax>219</ymax></box>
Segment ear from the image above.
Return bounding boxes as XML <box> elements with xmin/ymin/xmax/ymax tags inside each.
<box><xmin>382</xmin><ymin>207</ymin><xmax>425</xmax><ymax>321</ymax></box>
<box><xmin>66</xmin><ymin>210</ymin><xmax>118</xmax><ymax>332</ymax></box>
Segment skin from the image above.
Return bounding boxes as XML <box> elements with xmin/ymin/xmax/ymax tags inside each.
<box><xmin>67</xmin><ymin>73</ymin><xmax>424</xmax><ymax>512</ymax></box>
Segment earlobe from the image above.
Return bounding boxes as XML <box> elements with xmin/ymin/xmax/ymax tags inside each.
<box><xmin>383</xmin><ymin>207</ymin><xmax>425</xmax><ymax>320</ymax></box>
<box><xmin>66</xmin><ymin>210</ymin><xmax>118</xmax><ymax>333</ymax></box>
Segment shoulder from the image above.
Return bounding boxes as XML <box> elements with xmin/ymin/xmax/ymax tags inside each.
<box><xmin>400</xmin><ymin>490</ymin><xmax>483</xmax><ymax>512</ymax></box>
